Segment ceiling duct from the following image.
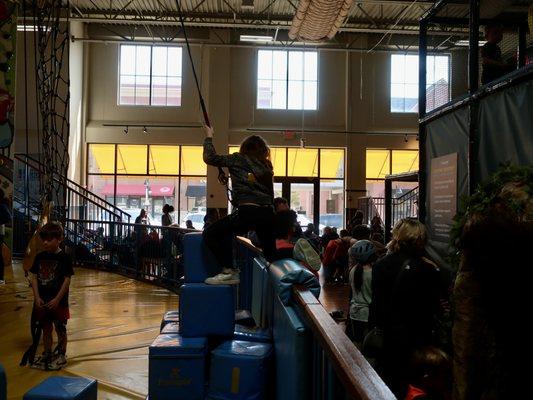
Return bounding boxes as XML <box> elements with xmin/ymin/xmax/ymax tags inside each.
<box><xmin>288</xmin><ymin>0</ymin><xmax>354</xmax><ymax>42</ymax></box>
<box><xmin>241</xmin><ymin>0</ymin><xmax>255</xmax><ymax>12</ymax></box>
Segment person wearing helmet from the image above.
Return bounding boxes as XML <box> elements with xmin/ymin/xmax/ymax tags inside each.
<box><xmin>348</xmin><ymin>240</ymin><xmax>377</xmax><ymax>346</ymax></box>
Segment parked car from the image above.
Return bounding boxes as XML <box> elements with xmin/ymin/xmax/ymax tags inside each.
<box><xmin>319</xmin><ymin>214</ymin><xmax>343</xmax><ymax>230</ymax></box>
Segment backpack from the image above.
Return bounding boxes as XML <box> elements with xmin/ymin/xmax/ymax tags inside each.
<box><xmin>293</xmin><ymin>238</ymin><xmax>322</xmax><ymax>271</ymax></box>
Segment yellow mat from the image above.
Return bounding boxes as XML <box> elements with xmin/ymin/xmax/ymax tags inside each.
<box><xmin>0</xmin><ymin>262</ymin><xmax>178</xmax><ymax>399</ymax></box>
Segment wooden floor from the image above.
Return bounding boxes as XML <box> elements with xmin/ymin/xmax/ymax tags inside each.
<box><xmin>0</xmin><ymin>262</ymin><xmax>177</xmax><ymax>399</ymax></box>
<box><xmin>0</xmin><ymin>262</ymin><xmax>349</xmax><ymax>399</ymax></box>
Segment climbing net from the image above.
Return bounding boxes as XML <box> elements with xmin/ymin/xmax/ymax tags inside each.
<box><xmin>29</xmin><ymin>0</ymin><xmax>70</xmax><ymax>218</ymax></box>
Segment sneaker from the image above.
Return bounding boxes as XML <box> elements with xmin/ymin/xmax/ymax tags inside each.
<box><xmin>205</xmin><ymin>269</ymin><xmax>240</xmax><ymax>285</ymax></box>
<box><xmin>0</xmin><ymin>280</ymin><xmax>5</xmax><ymax>285</ymax></box>
<box><xmin>55</xmin><ymin>354</ymin><xmax>67</xmax><ymax>367</ymax></box>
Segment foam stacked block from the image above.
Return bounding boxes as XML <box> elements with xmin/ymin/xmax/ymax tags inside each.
<box><xmin>182</xmin><ymin>233</ymin><xmax>219</xmax><ymax>283</ymax></box>
<box><xmin>149</xmin><ymin>334</ymin><xmax>207</xmax><ymax>400</ymax></box>
<box><xmin>233</xmin><ymin>325</ymin><xmax>271</xmax><ymax>343</ymax></box>
<box><xmin>160</xmin><ymin>310</ymin><xmax>180</xmax><ymax>332</ymax></box>
<box><xmin>0</xmin><ymin>363</ymin><xmax>6</xmax><ymax>400</ymax></box>
<box><xmin>208</xmin><ymin>340</ymin><xmax>273</xmax><ymax>400</ymax></box>
<box><xmin>179</xmin><ymin>283</ymin><xmax>235</xmax><ymax>338</ymax></box>
<box><xmin>23</xmin><ymin>377</ymin><xmax>97</xmax><ymax>400</ymax></box>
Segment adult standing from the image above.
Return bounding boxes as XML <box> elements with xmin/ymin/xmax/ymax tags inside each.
<box><xmin>369</xmin><ymin>218</ymin><xmax>441</xmax><ymax>398</ymax></box>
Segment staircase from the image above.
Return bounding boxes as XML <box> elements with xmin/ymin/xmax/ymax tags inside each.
<box><xmin>12</xmin><ymin>153</ymin><xmax>131</xmax><ymax>255</ymax></box>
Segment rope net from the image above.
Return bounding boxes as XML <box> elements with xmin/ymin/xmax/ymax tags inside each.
<box><xmin>29</xmin><ymin>0</ymin><xmax>70</xmax><ymax>219</ymax></box>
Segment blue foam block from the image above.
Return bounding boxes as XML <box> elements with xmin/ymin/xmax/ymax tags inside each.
<box><xmin>161</xmin><ymin>322</ymin><xmax>180</xmax><ymax>334</ymax></box>
<box><xmin>208</xmin><ymin>340</ymin><xmax>273</xmax><ymax>400</ymax></box>
<box><xmin>180</xmin><ymin>283</ymin><xmax>234</xmax><ymax>337</ymax></box>
<box><xmin>183</xmin><ymin>233</ymin><xmax>219</xmax><ymax>283</ymax></box>
<box><xmin>233</xmin><ymin>325</ymin><xmax>271</xmax><ymax>343</ymax></box>
<box><xmin>0</xmin><ymin>363</ymin><xmax>6</xmax><ymax>400</ymax></box>
<box><xmin>160</xmin><ymin>310</ymin><xmax>180</xmax><ymax>331</ymax></box>
<box><xmin>149</xmin><ymin>334</ymin><xmax>207</xmax><ymax>400</ymax></box>
<box><xmin>23</xmin><ymin>377</ymin><xmax>97</xmax><ymax>400</ymax></box>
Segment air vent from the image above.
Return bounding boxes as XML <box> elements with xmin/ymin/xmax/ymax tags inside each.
<box><xmin>241</xmin><ymin>0</ymin><xmax>254</xmax><ymax>11</ymax></box>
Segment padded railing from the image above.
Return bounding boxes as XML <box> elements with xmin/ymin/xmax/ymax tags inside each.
<box><xmin>234</xmin><ymin>238</ymin><xmax>395</xmax><ymax>400</ymax></box>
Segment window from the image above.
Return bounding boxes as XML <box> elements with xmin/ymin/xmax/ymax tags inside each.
<box><xmin>119</xmin><ymin>45</ymin><xmax>182</xmax><ymax>106</ymax></box>
<box><xmin>87</xmin><ymin>144</ymin><xmax>205</xmax><ymax>227</ymax></box>
<box><xmin>390</xmin><ymin>54</ymin><xmax>450</xmax><ymax>113</ymax></box>
<box><xmin>365</xmin><ymin>149</ymin><xmax>419</xmax><ymax>198</ymax></box>
<box><xmin>257</xmin><ymin>50</ymin><xmax>318</xmax><ymax>110</ymax></box>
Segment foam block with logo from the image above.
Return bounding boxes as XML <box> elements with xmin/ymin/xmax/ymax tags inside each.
<box><xmin>23</xmin><ymin>377</ymin><xmax>97</xmax><ymax>400</ymax></box>
<box><xmin>208</xmin><ymin>340</ymin><xmax>273</xmax><ymax>400</ymax></box>
<box><xmin>179</xmin><ymin>283</ymin><xmax>234</xmax><ymax>337</ymax></box>
<box><xmin>149</xmin><ymin>334</ymin><xmax>207</xmax><ymax>400</ymax></box>
<box><xmin>233</xmin><ymin>325</ymin><xmax>271</xmax><ymax>343</ymax></box>
<box><xmin>182</xmin><ymin>233</ymin><xmax>219</xmax><ymax>283</ymax></box>
<box><xmin>160</xmin><ymin>310</ymin><xmax>180</xmax><ymax>331</ymax></box>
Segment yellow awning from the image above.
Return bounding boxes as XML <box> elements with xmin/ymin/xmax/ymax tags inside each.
<box><xmin>88</xmin><ymin>144</ymin><xmax>115</xmax><ymax>174</ymax></box>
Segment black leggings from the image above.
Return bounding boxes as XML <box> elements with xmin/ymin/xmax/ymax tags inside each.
<box><xmin>203</xmin><ymin>205</ymin><xmax>276</xmax><ymax>275</ymax></box>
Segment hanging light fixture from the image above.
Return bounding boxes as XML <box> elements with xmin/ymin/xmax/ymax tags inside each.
<box><xmin>123</xmin><ymin>126</ymin><xmax>129</xmax><ymax>135</ymax></box>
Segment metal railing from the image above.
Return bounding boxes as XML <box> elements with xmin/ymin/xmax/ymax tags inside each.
<box><xmin>234</xmin><ymin>238</ymin><xmax>395</xmax><ymax>400</ymax></box>
<box><xmin>391</xmin><ymin>187</ymin><xmax>419</xmax><ymax>227</ymax></box>
<box><xmin>357</xmin><ymin>197</ymin><xmax>385</xmax><ymax>225</ymax></box>
<box><xmin>63</xmin><ymin>219</ymin><xmax>193</xmax><ymax>292</ymax></box>
<box><xmin>14</xmin><ymin>154</ymin><xmax>131</xmax><ymax>223</ymax></box>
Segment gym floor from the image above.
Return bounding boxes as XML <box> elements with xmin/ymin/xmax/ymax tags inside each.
<box><xmin>0</xmin><ymin>262</ymin><xmax>177</xmax><ymax>399</ymax></box>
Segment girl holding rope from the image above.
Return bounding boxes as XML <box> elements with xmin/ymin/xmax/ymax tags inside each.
<box><xmin>202</xmin><ymin>126</ymin><xmax>276</xmax><ymax>285</ymax></box>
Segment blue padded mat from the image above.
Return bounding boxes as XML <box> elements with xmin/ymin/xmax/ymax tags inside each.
<box><xmin>149</xmin><ymin>334</ymin><xmax>207</xmax><ymax>400</ymax></box>
<box><xmin>179</xmin><ymin>283</ymin><xmax>234</xmax><ymax>337</ymax></box>
<box><xmin>23</xmin><ymin>377</ymin><xmax>97</xmax><ymax>400</ymax></box>
<box><xmin>209</xmin><ymin>340</ymin><xmax>273</xmax><ymax>400</ymax></box>
<box><xmin>0</xmin><ymin>363</ymin><xmax>6</xmax><ymax>400</ymax></box>
<box><xmin>182</xmin><ymin>233</ymin><xmax>219</xmax><ymax>283</ymax></box>
<box><xmin>269</xmin><ymin>259</ymin><xmax>320</xmax><ymax>305</ymax></box>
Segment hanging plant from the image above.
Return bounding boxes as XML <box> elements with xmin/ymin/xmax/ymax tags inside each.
<box><xmin>449</xmin><ymin>164</ymin><xmax>532</xmax><ymax>270</ymax></box>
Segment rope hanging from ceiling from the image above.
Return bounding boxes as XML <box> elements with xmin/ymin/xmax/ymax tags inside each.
<box><xmin>289</xmin><ymin>0</ymin><xmax>354</xmax><ymax>42</ymax></box>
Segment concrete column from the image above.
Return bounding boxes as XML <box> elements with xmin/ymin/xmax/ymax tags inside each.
<box><xmin>68</xmin><ymin>21</ymin><xmax>87</xmax><ymax>183</ymax></box>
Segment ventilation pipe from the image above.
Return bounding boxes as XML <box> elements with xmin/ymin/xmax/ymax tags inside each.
<box><xmin>288</xmin><ymin>0</ymin><xmax>354</xmax><ymax>42</ymax></box>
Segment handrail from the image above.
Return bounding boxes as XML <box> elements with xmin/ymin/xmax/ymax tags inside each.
<box><xmin>15</xmin><ymin>155</ymin><xmax>124</xmax><ymax>221</ymax></box>
<box><xmin>15</xmin><ymin>153</ymin><xmax>131</xmax><ymax>220</ymax></box>
<box><xmin>66</xmin><ymin>218</ymin><xmax>198</xmax><ymax>232</ymax></box>
<box><xmin>395</xmin><ymin>186</ymin><xmax>419</xmax><ymax>202</ymax></box>
<box><xmin>292</xmin><ymin>287</ymin><xmax>395</xmax><ymax>400</ymax></box>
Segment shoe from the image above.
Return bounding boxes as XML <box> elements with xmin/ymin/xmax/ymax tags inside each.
<box><xmin>0</xmin><ymin>280</ymin><xmax>5</xmax><ymax>285</ymax></box>
<box><xmin>55</xmin><ymin>353</ymin><xmax>67</xmax><ymax>367</ymax></box>
<box><xmin>205</xmin><ymin>269</ymin><xmax>240</xmax><ymax>285</ymax></box>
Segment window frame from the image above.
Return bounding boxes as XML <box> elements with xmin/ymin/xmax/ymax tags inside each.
<box><xmin>117</xmin><ymin>44</ymin><xmax>183</xmax><ymax>107</ymax></box>
<box><xmin>256</xmin><ymin>48</ymin><xmax>319</xmax><ymax>111</ymax></box>
<box><xmin>389</xmin><ymin>53</ymin><xmax>451</xmax><ymax>114</ymax></box>
<box><xmin>86</xmin><ymin>143</ymin><xmax>207</xmax><ymax>225</ymax></box>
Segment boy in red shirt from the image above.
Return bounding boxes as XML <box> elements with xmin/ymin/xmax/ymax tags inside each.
<box><xmin>30</xmin><ymin>222</ymin><xmax>74</xmax><ymax>370</ymax></box>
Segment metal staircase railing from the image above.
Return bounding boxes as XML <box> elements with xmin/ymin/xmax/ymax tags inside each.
<box><xmin>14</xmin><ymin>154</ymin><xmax>131</xmax><ymax>223</ymax></box>
<box><xmin>13</xmin><ymin>154</ymin><xmax>131</xmax><ymax>255</ymax></box>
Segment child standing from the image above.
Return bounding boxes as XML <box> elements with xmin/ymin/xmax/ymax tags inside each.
<box><xmin>348</xmin><ymin>240</ymin><xmax>376</xmax><ymax>345</ymax></box>
<box><xmin>405</xmin><ymin>346</ymin><xmax>452</xmax><ymax>400</ymax></box>
<box><xmin>29</xmin><ymin>222</ymin><xmax>73</xmax><ymax>370</ymax></box>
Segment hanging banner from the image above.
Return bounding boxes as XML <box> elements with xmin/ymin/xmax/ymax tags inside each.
<box><xmin>429</xmin><ymin>153</ymin><xmax>458</xmax><ymax>242</ymax></box>
<box><xmin>0</xmin><ymin>0</ymin><xmax>16</xmax><ymax>258</ymax></box>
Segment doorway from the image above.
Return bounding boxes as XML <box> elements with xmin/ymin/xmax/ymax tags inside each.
<box><xmin>274</xmin><ymin>177</ymin><xmax>320</xmax><ymax>233</ymax></box>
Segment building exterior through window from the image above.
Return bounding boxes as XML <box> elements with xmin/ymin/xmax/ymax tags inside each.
<box><xmin>87</xmin><ymin>144</ymin><xmax>206</xmax><ymax>229</ymax></box>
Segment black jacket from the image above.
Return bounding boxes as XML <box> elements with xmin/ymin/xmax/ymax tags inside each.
<box><xmin>203</xmin><ymin>138</ymin><xmax>274</xmax><ymax>206</ymax></box>
<box><xmin>370</xmin><ymin>251</ymin><xmax>441</xmax><ymax>350</ymax></box>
